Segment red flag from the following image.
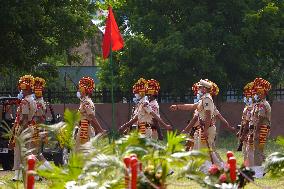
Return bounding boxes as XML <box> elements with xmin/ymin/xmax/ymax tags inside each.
<box><xmin>102</xmin><ymin>7</ymin><xmax>124</xmax><ymax>59</ymax></box>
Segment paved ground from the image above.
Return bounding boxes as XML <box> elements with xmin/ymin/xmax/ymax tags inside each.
<box><xmin>0</xmin><ymin>169</ymin><xmax>11</xmax><ymax>177</ymax></box>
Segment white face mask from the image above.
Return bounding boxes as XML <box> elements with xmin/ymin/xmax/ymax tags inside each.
<box><xmin>193</xmin><ymin>98</ymin><xmax>199</xmax><ymax>103</ymax></box>
<box><xmin>144</xmin><ymin>95</ymin><xmax>149</xmax><ymax>102</ymax></box>
<box><xmin>198</xmin><ymin>90</ymin><xmax>204</xmax><ymax>96</ymax></box>
<box><xmin>17</xmin><ymin>90</ymin><xmax>24</xmax><ymax>100</ymax></box>
<box><xmin>76</xmin><ymin>91</ymin><xmax>81</xmax><ymax>99</ymax></box>
<box><xmin>194</xmin><ymin>94</ymin><xmax>201</xmax><ymax>103</ymax></box>
<box><xmin>134</xmin><ymin>94</ymin><xmax>141</xmax><ymax>99</ymax></box>
<box><xmin>254</xmin><ymin>94</ymin><xmax>259</xmax><ymax>102</ymax></box>
<box><xmin>133</xmin><ymin>97</ymin><xmax>138</xmax><ymax>104</ymax></box>
<box><xmin>243</xmin><ymin>96</ymin><xmax>248</xmax><ymax>104</ymax></box>
<box><xmin>197</xmin><ymin>93</ymin><xmax>202</xmax><ymax>99</ymax></box>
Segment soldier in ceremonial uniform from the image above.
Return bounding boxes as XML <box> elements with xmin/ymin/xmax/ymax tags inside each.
<box><xmin>238</xmin><ymin>82</ymin><xmax>254</xmax><ymax>166</ymax></box>
<box><xmin>181</xmin><ymin>82</ymin><xmax>201</xmax><ymax>150</ymax></box>
<box><xmin>171</xmin><ymin>80</ymin><xmax>214</xmax><ymax>147</ymax></box>
<box><xmin>75</xmin><ymin>77</ymin><xmax>106</xmax><ymax>152</ymax></box>
<box><xmin>32</xmin><ymin>77</ymin><xmax>47</xmax><ymax>152</ymax></box>
<box><xmin>121</xmin><ymin>81</ymin><xmax>141</xmax><ymax>135</ymax></box>
<box><xmin>33</xmin><ymin>77</ymin><xmax>52</xmax><ymax>172</ymax></box>
<box><xmin>251</xmin><ymin>78</ymin><xmax>271</xmax><ymax>166</ymax></box>
<box><xmin>146</xmin><ymin>79</ymin><xmax>165</xmax><ymax>140</ymax></box>
<box><xmin>11</xmin><ymin>75</ymin><xmax>37</xmax><ymax>181</ymax></box>
<box><xmin>119</xmin><ymin>78</ymin><xmax>171</xmax><ymax>138</ymax></box>
<box><xmin>180</xmin><ymin>80</ymin><xmax>234</xmax><ymax>152</ymax></box>
<box><xmin>171</xmin><ymin>79</ymin><xmax>230</xmax><ymax>166</ymax></box>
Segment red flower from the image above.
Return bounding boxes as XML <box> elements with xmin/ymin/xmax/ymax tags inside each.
<box><xmin>208</xmin><ymin>164</ymin><xmax>219</xmax><ymax>175</ymax></box>
<box><xmin>219</xmin><ymin>173</ymin><xmax>227</xmax><ymax>183</ymax></box>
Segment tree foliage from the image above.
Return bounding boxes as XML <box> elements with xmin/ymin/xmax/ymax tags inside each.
<box><xmin>0</xmin><ymin>0</ymin><xmax>97</xmax><ymax>73</ymax></box>
<box><xmin>98</xmin><ymin>0</ymin><xmax>284</xmax><ymax>94</ymax></box>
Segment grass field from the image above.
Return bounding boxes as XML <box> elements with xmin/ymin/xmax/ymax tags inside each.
<box><xmin>1</xmin><ymin>134</ymin><xmax>283</xmax><ymax>189</ymax></box>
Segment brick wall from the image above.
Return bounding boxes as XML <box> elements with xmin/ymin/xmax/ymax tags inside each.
<box><xmin>47</xmin><ymin>102</ymin><xmax>284</xmax><ymax>138</ymax></box>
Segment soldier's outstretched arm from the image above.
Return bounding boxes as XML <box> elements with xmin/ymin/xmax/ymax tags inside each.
<box><xmin>89</xmin><ymin>114</ymin><xmax>106</xmax><ymax>133</ymax></box>
<box><xmin>170</xmin><ymin>103</ymin><xmax>198</xmax><ymax>111</ymax></box>
<box><xmin>181</xmin><ymin>114</ymin><xmax>198</xmax><ymax>133</ymax></box>
<box><xmin>150</xmin><ymin>112</ymin><xmax>172</xmax><ymax>130</ymax></box>
<box><xmin>119</xmin><ymin>115</ymin><xmax>138</xmax><ymax>133</ymax></box>
<box><xmin>216</xmin><ymin>113</ymin><xmax>236</xmax><ymax>133</ymax></box>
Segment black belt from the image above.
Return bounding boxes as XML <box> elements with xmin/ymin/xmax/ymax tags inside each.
<box><xmin>190</xmin><ymin>127</ymin><xmax>198</xmax><ymax>137</ymax></box>
<box><xmin>249</xmin><ymin>125</ymin><xmax>254</xmax><ymax>130</ymax></box>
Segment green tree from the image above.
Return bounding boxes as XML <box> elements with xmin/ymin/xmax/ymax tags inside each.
<box><xmin>98</xmin><ymin>0</ymin><xmax>284</xmax><ymax>94</ymax></box>
<box><xmin>0</xmin><ymin>0</ymin><xmax>97</xmax><ymax>72</ymax></box>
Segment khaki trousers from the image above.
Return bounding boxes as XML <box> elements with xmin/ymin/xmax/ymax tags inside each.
<box><xmin>194</xmin><ymin>126</ymin><xmax>223</xmax><ymax>166</ymax></box>
<box><xmin>13</xmin><ymin>127</ymin><xmax>35</xmax><ymax>170</ymax></box>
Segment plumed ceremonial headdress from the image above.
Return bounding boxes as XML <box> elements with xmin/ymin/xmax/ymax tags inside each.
<box><xmin>79</xmin><ymin>77</ymin><xmax>95</xmax><ymax>94</ymax></box>
<box><xmin>211</xmin><ymin>82</ymin><xmax>219</xmax><ymax>96</ymax></box>
<box><xmin>197</xmin><ymin>79</ymin><xmax>213</xmax><ymax>89</ymax></box>
<box><xmin>206</xmin><ymin>79</ymin><xmax>219</xmax><ymax>96</ymax></box>
<box><xmin>243</xmin><ymin>82</ymin><xmax>254</xmax><ymax>97</ymax></box>
<box><xmin>192</xmin><ymin>82</ymin><xmax>199</xmax><ymax>96</ymax></box>
<box><xmin>18</xmin><ymin>75</ymin><xmax>34</xmax><ymax>90</ymax></box>
<box><xmin>253</xmin><ymin>78</ymin><xmax>271</xmax><ymax>95</ymax></box>
<box><xmin>34</xmin><ymin>77</ymin><xmax>46</xmax><ymax>97</ymax></box>
<box><xmin>146</xmin><ymin>79</ymin><xmax>160</xmax><ymax>95</ymax></box>
<box><xmin>132</xmin><ymin>78</ymin><xmax>148</xmax><ymax>95</ymax></box>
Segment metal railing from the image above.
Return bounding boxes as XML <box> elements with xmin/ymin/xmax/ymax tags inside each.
<box><xmin>0</xmin><ymin>85</ymin><xmax>283</xmax><ymax>103</ymax></box>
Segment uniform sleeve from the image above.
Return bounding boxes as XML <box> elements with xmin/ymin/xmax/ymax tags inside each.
<box><xmin>193</xmin><ymin>110</ymin><xmax>199</xmax><ymax>116</ymax></box>
<box><xmin>214</xmin><ymin>108</ymin><xmax>220</xmax><ymax>116</ymax></box>
<box><xmin>30</xmin><ymin>100</ymin><xmax>37</xmax><ymax>118</ymax></box>
<box><xmin>21</xmin><ymin>100</ymin><xmax>30</xmax><ymax>115</ymax></box>
<box><xmin>202</xmin><ymin>97</ymin><xmax>214</xmax><ymax>112</ymax></box>
<box><xmin>150</xmin><ymin>102</ymin><xmax>159</xmax><ymax>115</ymax></box>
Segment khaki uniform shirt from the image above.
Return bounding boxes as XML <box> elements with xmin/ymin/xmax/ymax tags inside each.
<box><xmin>136</xmin><ymin>96</ymin><xmax>153</xmax><ymax>124</ymax></box>
<box><xmin>211</xmin><ymin>106</ymin><xmax>221</xmax><ymax>126</ymax></box>
<box><xmin>34</xmin><ymin>97</ymin><xmax>46</xmax><ymax>117</ymax></box>
<box><xmin>197</xmin><ymin>93</ymin><xmax>214</xmax><ymax>121</ymax></box>
<box><xmin>19</xmin><ymin>94</ymin><xmax>36</xmax><ymax>123</ymax></box>
<box><xmin>149</xmin><ymin>99</ymin><xmax>160</xmax><ymax>117</ymax></box>
<box><xmin>241</xmin><ymin>105</ymin><xmax>253</xmax><ymax>125</ymax></box>
<box><xmin>79</xmin><ymin>96</ymin><xmax>96</xmax><ymax>120</ymax></box>
<box><xmin>252</xmin><ymin>100</ymin><xmax>271</xmax><ymax>126</ymax></box>
<box><xmin>193</xmin><ymin>107</ymin><xmax>219</xmax><ymax>127</ymax></box>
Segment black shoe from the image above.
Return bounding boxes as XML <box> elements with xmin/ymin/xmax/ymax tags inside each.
<box><xmin>11</xmin><ymin>178</ymin><xmax>22</xmax><ymax>182</ymax></box>
<box><xmin>167</xmin><ymin>169</ymin><xmax>174</xmax><ymax>176</ymax></box>
<box><xmin>35</xmin><ymin>175</ymin><xmax>43</xmax><ymax>181</ymax></box>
